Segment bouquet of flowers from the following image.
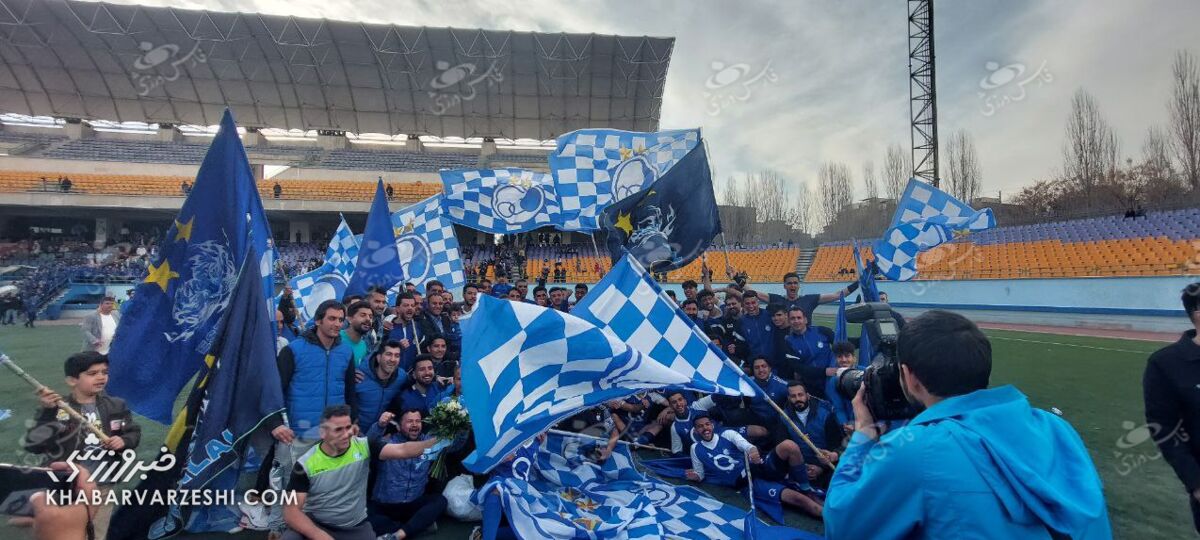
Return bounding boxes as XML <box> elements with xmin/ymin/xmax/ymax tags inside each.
<box><xmin>425</xmin><ymin>396</ymin><xmax>471</xmax><ymax>479</ymax></box>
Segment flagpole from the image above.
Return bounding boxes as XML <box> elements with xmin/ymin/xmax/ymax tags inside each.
<box><xmin>718</xmin><ymin>232</ymin><xmax>734</xmax><ymax>281</ymax></box>
<box><xmin>743</xmin><ymin>451</ymin><xmax>759</xmax><ymax>518</ymax></box>
<box><xmin>1</xmin><ymin>353</ymin><xmax>112</xmax><ymax>444</ymax></box>
<box><xmin>547</xmin><ymin>429</ymin><xmax>671</xmax><ymax>453</ymax></box>
<box><xmin>588</xmin><ymin>232</ymin><xmax>602</xmax><ymax>273</ymax></box>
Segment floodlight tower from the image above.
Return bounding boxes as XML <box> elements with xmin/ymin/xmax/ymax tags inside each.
<box><xmin>907</xmin><ymin>0</ymin><xmax>939</xmax><ymax>186</ymax></box>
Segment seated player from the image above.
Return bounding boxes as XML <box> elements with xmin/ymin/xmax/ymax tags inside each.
<box><xmin>607</xmin><ymin>391</ymin><xmax>668</xmax><ymax>445</ymax></box>
<box><xmin>283</xmin><ymin>405</ymin><xmax>440</xmax><ymax>540</ymax></box>
<box><xmin>638</xmin><ymin>391</ymin><xmax>768</xmax><ymax>456</ymax></box>
<box><xmin>748</xmin><ymin>356</ymin><xmax>789</xmax><ymax>429</ymax></box>
<box><xmin>783</xmin><ymin>380</ymin><xmax>846</xmax><ymax>488</ymax></box>
<box><xmin>686</xmin><ymin>414</ymin><xmax>824</xmax><ymax>518</ymax></box>
<box><xmin>366</xmin><ymin>409</ymin><xmax>448</xmax><ymax>540</ymax></box>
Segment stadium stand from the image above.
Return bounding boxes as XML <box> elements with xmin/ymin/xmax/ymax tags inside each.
<box><xmin>318</xmin><ymin>148</ymin><xmax>480</xmax><ymax>171</ymax></box>
<box><xmin>805</xmin><ymin>208</ymin><xmax>1200</xmax><ymax>281</ymax></box>
<box><xmin>44</xmin><ymin>139</ymin><xmax>210</xmax><ymax>164</ymax></box>
<box><xmin>0</xmin><ymin>171</ymin><xmax>442</xmax><ymax>202</ymax></box>
<box><xmin>666</xmin><ymin>246</ymin><xmax>800</xmax><ymax>283</ymax></box>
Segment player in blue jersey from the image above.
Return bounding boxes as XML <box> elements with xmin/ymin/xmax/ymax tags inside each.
<box><xmin>686</xmin><ymin>413</ymin><xmax>824</xmax><ymax>518</ymax></box>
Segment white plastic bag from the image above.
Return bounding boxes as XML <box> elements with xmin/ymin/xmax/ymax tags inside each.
<box><xmin>443</xmin><ymin>474</ymin><xmax>483</xmax><ymax>521</ymax></box>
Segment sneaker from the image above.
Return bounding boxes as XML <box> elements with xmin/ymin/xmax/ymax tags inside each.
<box><xmin>376</xmin><ymin>534</ymin><xmax>397</xmax><ymax>540</ymax></box>
<box><xmin>238</xmin><ymin>501</ymin><xmax>270</xmax><ymax>531</ymax></box>
<box><xmin>469</xmin><ymin>526</ymin><xmax>483</xmax><ymax>540</ymax></box>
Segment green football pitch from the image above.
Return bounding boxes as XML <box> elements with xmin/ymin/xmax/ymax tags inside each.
<box><xmin>0</xmin><ymin>319</ymin><xmax>1193</xmax><ymax>539</ymax></box>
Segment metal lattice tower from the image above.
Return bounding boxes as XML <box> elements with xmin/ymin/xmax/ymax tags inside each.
<box><xmin>907</xmin><ymin>0</ymin><xmax>939</xmax><ymax>186</ymax></box>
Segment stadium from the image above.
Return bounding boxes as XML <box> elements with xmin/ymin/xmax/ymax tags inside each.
<box><xmin>0</xmin><ymin>1</ymin><xmax>1197</xmax><ymax>539</ymax></box>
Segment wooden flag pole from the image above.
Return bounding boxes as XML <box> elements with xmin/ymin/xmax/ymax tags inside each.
<box><xmin>712</xmin><ymin>358</ymin><xmax>833</xmax><ymax>470</ymax></box>
<box><xmin>0</xmin><ymin>353</ymin><xmax>112</xmax><ymax>444</ymax></box>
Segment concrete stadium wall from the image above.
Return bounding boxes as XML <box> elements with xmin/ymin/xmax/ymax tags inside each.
<box><xmin>0</xmin><ymin>156</ymin><xmax>199</xmax><ymax>176</ymax></box>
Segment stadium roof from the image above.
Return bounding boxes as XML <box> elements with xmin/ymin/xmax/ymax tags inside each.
<box><xmin>0</xmin><ymin>0</ymin><xmax>674</xmax><ymax>139</ymax></box>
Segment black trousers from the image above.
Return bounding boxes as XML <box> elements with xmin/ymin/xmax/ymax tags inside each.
<box><xmin>367</xmin><ymin>494</ymin><xmax>447</xmax><ymax>537</ymax></box>
<box><xmin>1192</xmin><ymin>495</ymin><xmax>1199</xmax><ymax>535</ymax></box>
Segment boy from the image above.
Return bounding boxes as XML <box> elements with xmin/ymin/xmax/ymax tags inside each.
<box><xmin>25</xmin><ymin>352</ymin><xmax>141</xmax><ymax>467</ymax></box>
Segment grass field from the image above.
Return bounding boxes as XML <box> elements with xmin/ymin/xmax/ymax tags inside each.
<box><xmin>0</xmin><ymin>319</ymin><xmax>1193</xmax><ymax>539</ymax></box>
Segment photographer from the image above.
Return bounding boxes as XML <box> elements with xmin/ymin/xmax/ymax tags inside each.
<box><xmin>1143</xmin><ymin>282</ymin><xmax>1200</xmax><ymax>533</ymax></box>
<box><xmin>825</xmin><ymin>310</ymin><xmax>1110</xmax><ymax>539</ymax></box>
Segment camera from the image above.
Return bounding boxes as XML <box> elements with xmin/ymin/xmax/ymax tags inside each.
<box><xmin>835</xmin><ymin>302</ymin><xmax>918</xmax><ymax>421</ymax></box>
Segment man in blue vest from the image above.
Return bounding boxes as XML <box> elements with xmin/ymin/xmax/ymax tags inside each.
<box><xmin>686</xmin><ymin>413</ymin><xmax>824</xmax><ymax>518</ymax></box>
<box><xmin>366</xmin><ymin>408</ymin><xmax>448</xmax><ymax>540</ymax></box>
<box><xmin>782</xmin><ymin>307</ymin><xmax>837</xmax><ymax>399</ymax></box>
<box><xmin>355</xmin><ymin>341</ymin><xmax>407</xmax><ymax>429</ymax></box>
<box><xmin>267</xmin><ymin>299</ymin><xmax>357</xmax><ymax>534</ymax></box>
<box><xmin>784</xmin><ymin>380</ymin><xmax>844</xmax><ymax>488</ymax></box>
<box><xmin>825</xmin><ymin>311</ymin><xmax>1111</xmax><ymax>539</ymax></box>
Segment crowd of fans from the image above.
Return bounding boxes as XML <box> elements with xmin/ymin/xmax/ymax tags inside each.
<box><xmin>228</xmin><ymin>262</ymin><xmax>863</xmax><ymax>538</ymax></box>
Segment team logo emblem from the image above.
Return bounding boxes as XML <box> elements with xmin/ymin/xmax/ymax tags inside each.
<box><xmin>611</xmin><ymin>155</ymin><xmax>658</xmax><ymax>202</ymax></box>
<box><xmin>166</xmin><ymin>241</ymin><xmax>235</xmax><ymax>351</ymax></box>
<box><xmin>395</xmin><ymin>234</ymin><xmax>432</xmax><ymax>284</ymax></box>
<box><xmin>492</xmin><ymin>182</ymin><xmax>545</xmax><ymax>225</ymax></box>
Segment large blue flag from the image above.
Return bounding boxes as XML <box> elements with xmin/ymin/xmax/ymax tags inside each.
<box><xmin>388</xmin><ymin>194</ymin><xmax>465</xmax><ymax>295</ymax></box>
<box><xmin>440</xmin><ymin>168</ymin><xmax>563</xmax><ymax>233</ymax></box>
<box><xmin>286</xmin><ymin>215</ymin><xmax>359</xmax><ymax>322</ymax></box>
<box><xmin>573</xmin><ymin>254</ymin><xmax>758</xmax><ymax>397</ymax></box>
<box><xmin>109</xmin><ymin>249</ymin><xmax>285</xmax><ymax>539</ymax></box>
<box><xmin>460</xmin><ymin>295</ymin><xmax>689</xmax><ymax>473</ymax></box>
<box><xmin>108</xmin><ymin>109</ymin><xmax>273</xmax><ymax>424</ymax></box>
<box><xmin>601</xmin><ymin>143</ymin><xmax>720</xmax><ymax>271</ymax></box>
<box><xmin>874</xmin><ymin>178</ymin><xmax>995</xmax><ymax>281</ymax></box>
<box><xmin>345</xmin><ymin>179</ymin><xmax>405</xmax><ymax>297</ymax></box>
<box><xmin>476</xmin><ymin>431</ymin><xmax>757</xmax><ymax>539</ymax></box>
<box><xmin>550</xmin><ymin>128</ymin><xmax>699</xmax><ymax>231</ymax></box>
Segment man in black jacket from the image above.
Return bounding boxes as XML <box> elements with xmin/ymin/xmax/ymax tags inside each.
<box><xmin>1143</xmin><ymin>282</ymin><xmax>1200</xmax><ymax>533</ymax></box>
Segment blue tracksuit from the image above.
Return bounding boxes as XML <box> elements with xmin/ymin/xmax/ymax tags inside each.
<box><xmin>825</xmin><ymin>385</ymin><xmax>1112</xmax><ymax>540</ymax></box>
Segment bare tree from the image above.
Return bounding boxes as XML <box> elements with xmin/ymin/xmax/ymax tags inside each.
<box><xmin>943</xmin><ymin>129</ymin><xmax>983</xmax><ymax>202</ymax></box>
<box><xmin>882</xmin><ymin>144</ymin><xmax>909</xmax><ymax>199</ymax></box>
<box><xmin>818</xmin><ymin>162</ymin><xmax>853</xmax><ymax>229</ymax></box>
<box><xmin>787</xmin><ymin>181</ymin><xmax>814</xmax><ymax>235</ymax></box>
<box><xmin>1142</xmin><ymin>126</ymin><xmax>1175</xmax><ymax>185</ymax></box>
<box><xmin>861</xmin><ymin>160</ymin><xmax>878</xmax><ymax>200</ymax></box>
<box><xmin>1169</xmin><ymin>50</ymin><xmax>1200</xmax><ymax>191</ymax></box>
<box><xmin>1062</xmin><ymin>88</ymin><xmax>1120</xmax><ymax>206</ymax></box>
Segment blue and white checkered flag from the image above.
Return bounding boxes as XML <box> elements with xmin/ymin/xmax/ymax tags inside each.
<box><xmin>550</xmin><ymin>128</ymin><xmax>700</xmax><ymax>231</ymax></box>
<box><xmin>460</xmin><ymin>295</ymin><xmax>690</xmax><ymax>474</ymax></box>
<box><xmin>287</xmin><ymin>216</ymin><xmax>358</xmax><ymax>322</ymax></box>
<box><xmin>475</xmin><ymin>431</ymin><xmax>754</xmax><ymax>539</ymax></box>
<box><xmin>387</xmin><ymin>194</ymin><xmax>465</xmax><ymax>296</ymax></box>
<box><xmin>440</xmin><ymin>168</ymin><xmax>563</xmax><ymax>233</ymax></box>
<box><xmin>573</xmin><ymin>254</ymin><xmax>759</xmax><ymax>397</ymax></box>
<box><xmin>874</xmin><ymin>178</ymin><xmax>996</xmax><ymax>281</ymax></box>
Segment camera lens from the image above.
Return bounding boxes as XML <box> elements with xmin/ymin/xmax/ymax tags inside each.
<box><xmin>836</xmin><ymin>368</ymin><xmax>865</xmax><ymax>401</ymax></box>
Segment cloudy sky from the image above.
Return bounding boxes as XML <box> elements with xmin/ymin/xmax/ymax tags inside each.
<box><xmin>131</xmin><ymin>0</ymin><xmax>1200</xmax><ymax>200</ymax></box>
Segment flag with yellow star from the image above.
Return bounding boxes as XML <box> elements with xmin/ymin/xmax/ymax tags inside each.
<box><xmin>600</xmin><ymin>143</ymin><xmax>721</xmax><ymax>272</ymax></box>
<box><xmin>549</xmin><ymin>128</ymin><xmax>700</xmax><ymax>231</ymax></box>
<box><xmin>107</xmin><ymin>109</ymin><xmax>275</xmax><ymax>425</ymax></box>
